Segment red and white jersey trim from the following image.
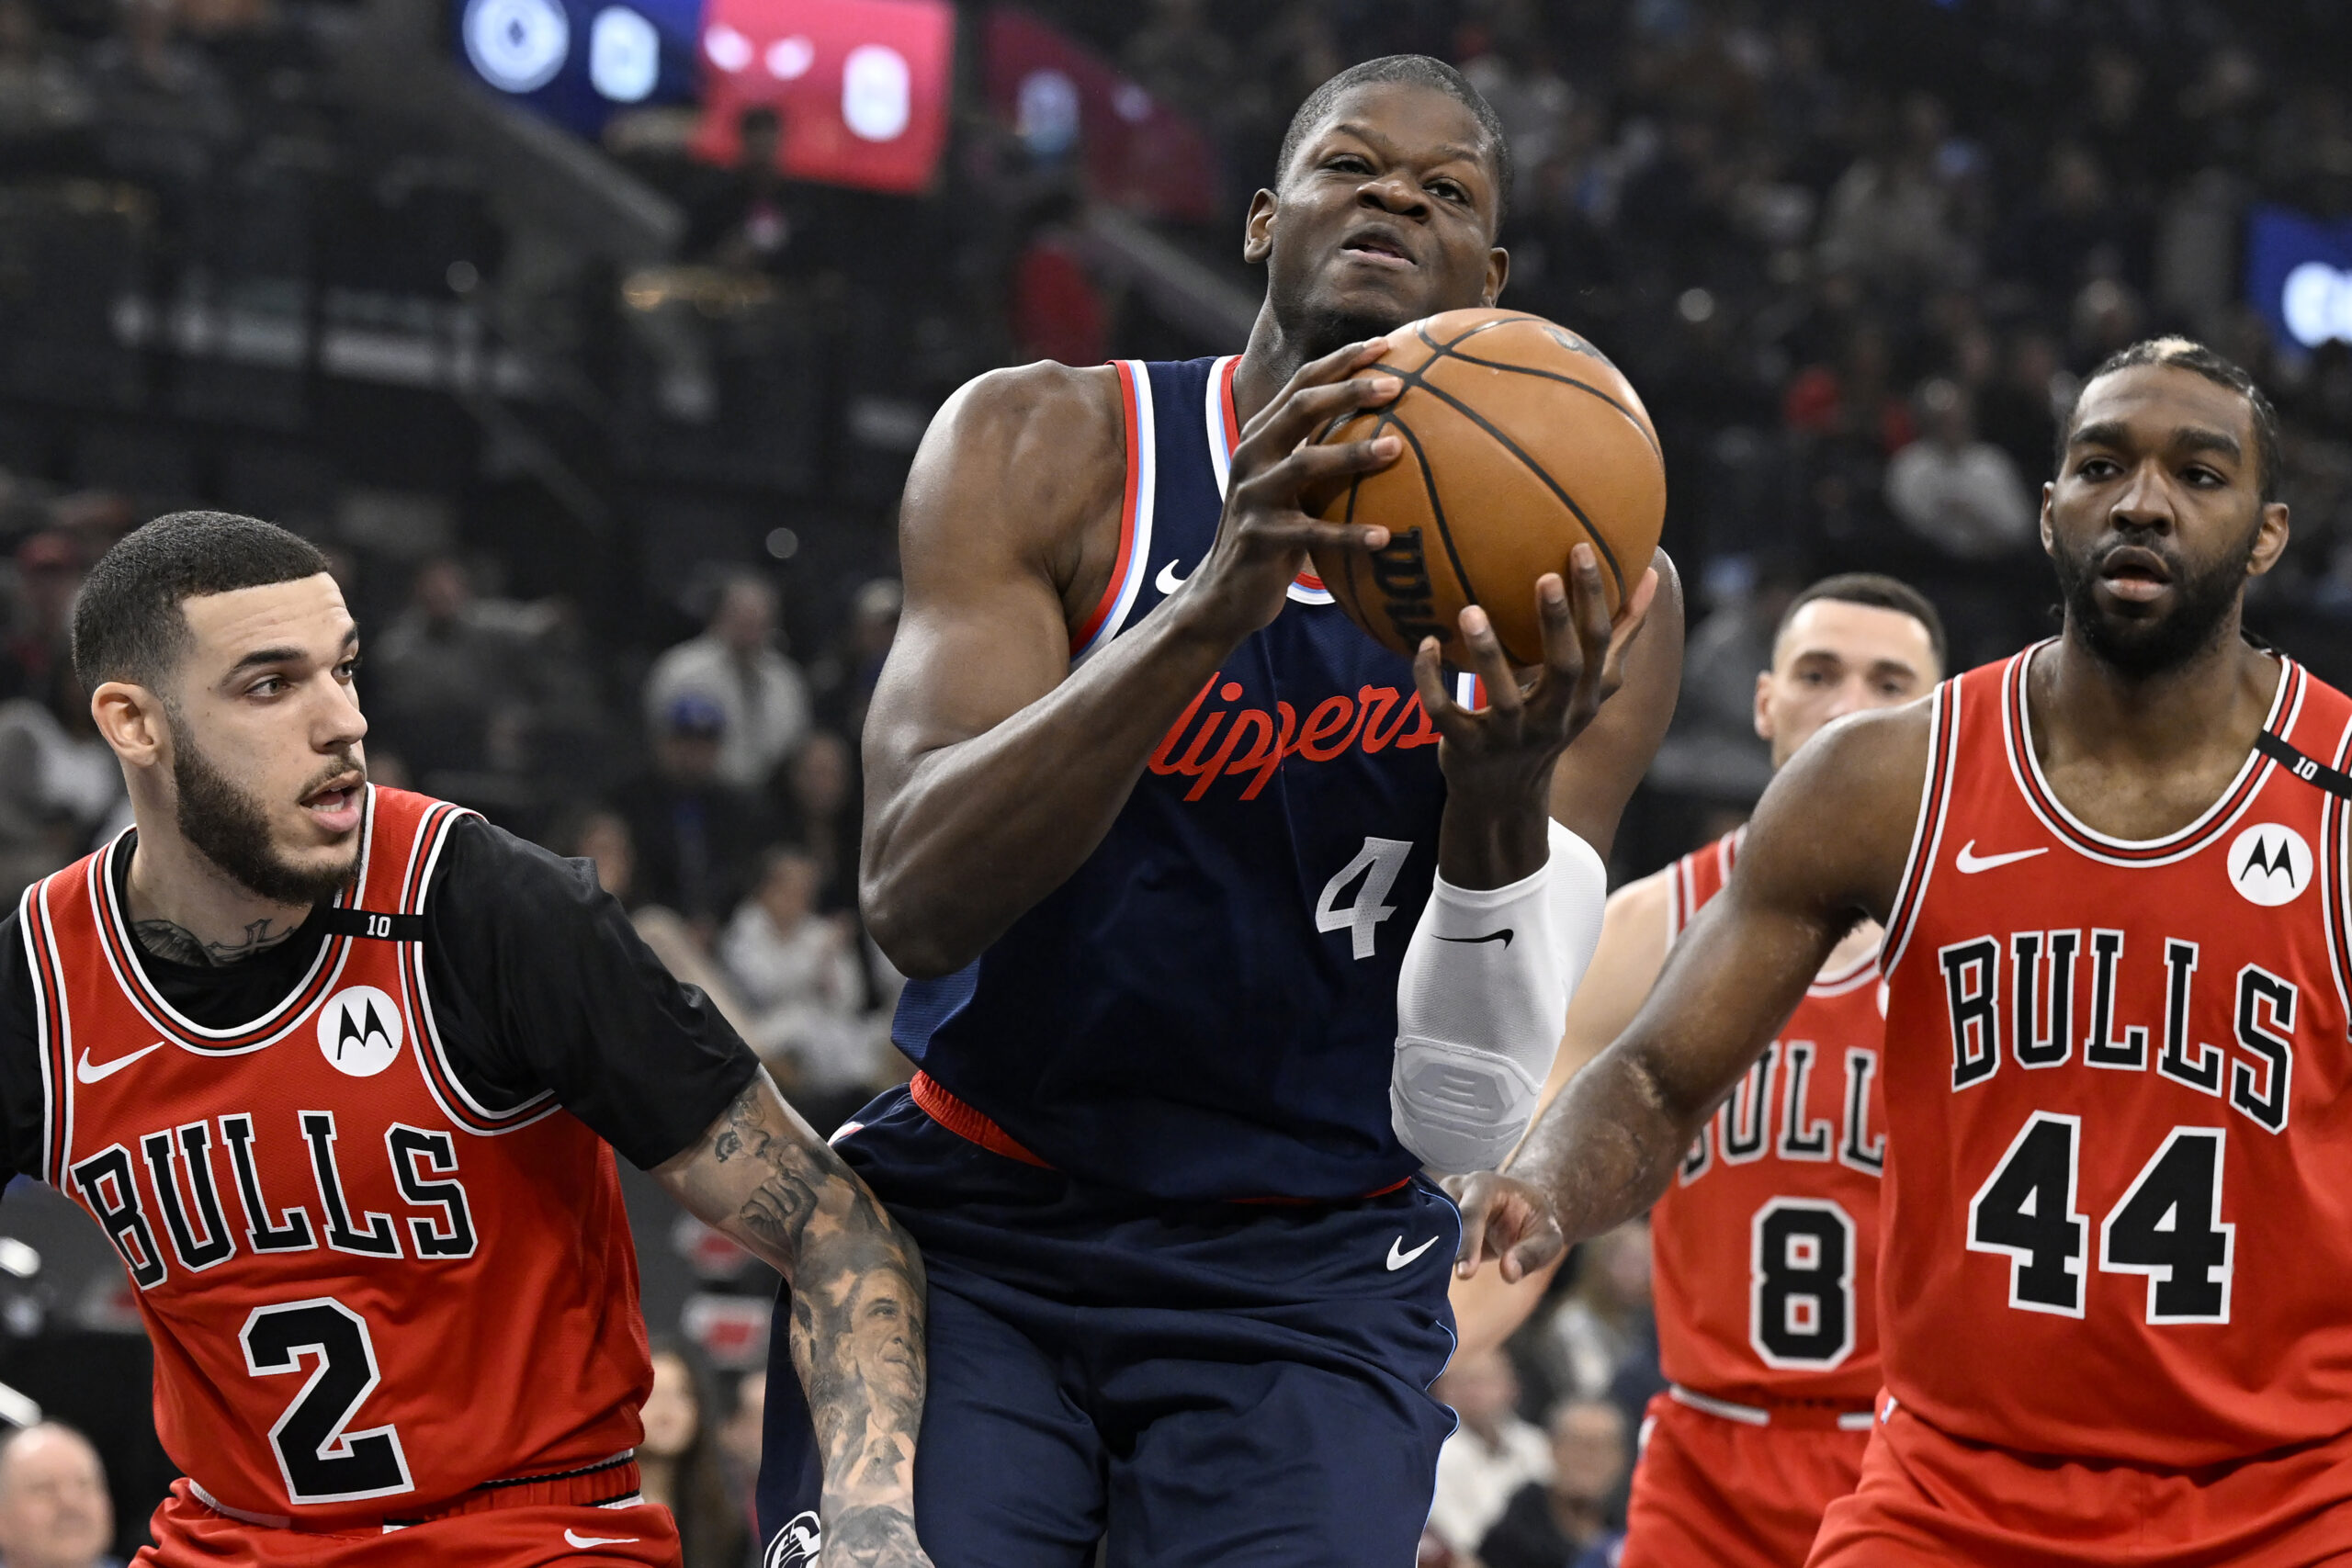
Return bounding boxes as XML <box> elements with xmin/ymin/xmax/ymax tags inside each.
<box><xmin>1069</xmin><ymin>360</ymin><xmax>1159</xmax><ymax>664</ymax></box>
<box><xmin>1666</xmin><ymin>825</ymin><xmax>1880</xmax><ymax>995</ymax></box>
<box><xmin>2000</xmin><ymin>640</ymin><xmax>2303</xmax><ymax>866</ymax></box>
<box><xmin>1883</xmin><ymin>678</ymin><xmax>1962</xmax><ymax>973</ymax></box>
<box><xmin>1201</xmin><ymin>355</ymin><xmax>1332</xmax><ymax>606</ymax></box>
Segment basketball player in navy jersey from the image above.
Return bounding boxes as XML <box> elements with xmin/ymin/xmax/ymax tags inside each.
<box><xmin>754</xmin><ymin>56</ymin><xmax>1683</xmax><ymax>1566</ymax></box>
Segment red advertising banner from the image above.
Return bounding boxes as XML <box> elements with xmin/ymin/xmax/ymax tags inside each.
<box><xmin>691</xmin><ymin>0</ymin><xmax>954</xmax><ymax>195</ymax></box>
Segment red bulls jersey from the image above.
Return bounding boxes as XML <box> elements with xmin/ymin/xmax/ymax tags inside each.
<box><xmin>18</xmin><ymin>788</ymin><xmax>649</xmax><ymax>1523</ymax></box>
<box><xmin>1880</xmin><ymin>646</ymin><xmax>2352</xmax><ymax>1466</ymax></box>
<box><xmin>1655</xmin><ymin>831</ymin><xmax>1886</xmax><ymax>1407</ymax></box>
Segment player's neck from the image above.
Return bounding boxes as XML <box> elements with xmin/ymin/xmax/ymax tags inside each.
<box><xmin>123</xmin><ymin>820</ymin><xmax>313</xmax><ymax>967</ymax></box>
<box><xmin>2038</xmin><ymin>622</ymin><xmax>2278</xmax><ymax>769</ymax></box>
<box><xmin>1232</xmin><ymin>305</ymin><xmax>1364</xmax><ymax>428</ymax></box>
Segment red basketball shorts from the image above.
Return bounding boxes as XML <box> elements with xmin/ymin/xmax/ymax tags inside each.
<box><xmin>136</xmin><ymin>1480</ymin><xmax>684</xmax><ymax>1568</ymax></box>
<box><xmin>1807</xmin><ymin>1401</ymin><xmax>2352</xmax><ymax>1568</ymax></box>
<box><xmin>1620</xmin><ymin>1389</ymin><xmax>1871</xmax><ymax>1568</ymax></box>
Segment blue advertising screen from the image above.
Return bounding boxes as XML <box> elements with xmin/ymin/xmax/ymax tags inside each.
<box><xmin>457</xmin><ymin>0</ymin><xmax>703</xmax><ymax>138</ymax></box>
<box><xmin>2246</xmin><ymin>205</ymin><xmax>2352</xmax><ymax>352</ymax></box>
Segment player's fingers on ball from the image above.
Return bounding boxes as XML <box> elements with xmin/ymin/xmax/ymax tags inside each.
<box><xmin>1266</xmin><ymin>429</ymin><xmax>1401</xmax><ymax>496</ymax></box>
<box><xmin>1567</xmin><ymin>545</ymin><xmax>1614</xmax><ymax>666</ymax></box>
<box><xmin>1252</xmin><ymin>516</ymin><xmax>1392</xmax><ymax>565</ymax></box>
<box><xmin>1260</xmin><ymin>338</ymin><xmax>1385</xmax><ymax>425</ymax></box>
<box><xmin>1457</xmin><ymin>604</ymin><xmax>1521</xmax><ymax>719</ymax></box>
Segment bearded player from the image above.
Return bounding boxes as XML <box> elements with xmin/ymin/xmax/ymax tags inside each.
<box><xmin>753</xmin><ymin>54</ymin><xmax>1683</xmax><ymax>1567</ymax></box>
<box><xmin>1453</xmin><ymin>573</ymin><xmax>1942</xmax><ymax>1567</ymax></box>
<box><xmin>0</xmin><ymin>512</ymin><xmax>929</xmax><ymax>1567</ymax></box>
<box><xmin>1455</xmin><ymin>340</ymin><xmax>2352</xmax><ymax>1566</ymax></box>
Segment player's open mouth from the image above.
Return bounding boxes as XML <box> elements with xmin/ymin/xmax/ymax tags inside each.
<box><xmin>1340</xmin><ymin>227</ymin><xmax>1416</xmax><ymax>268</ymax></box>
<box><xmin>302</xmin><ymin>775</ymin><xmax>366</xmax><ymax>832</ymax></box>
<box><xmin>2098</xmin><ymin>546</ymin><xmax>2171</xmax><ymax>604</ymax></box>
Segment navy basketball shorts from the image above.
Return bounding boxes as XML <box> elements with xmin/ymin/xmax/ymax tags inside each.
<box><xmin>753</xmin><ymin>1084</ymin><xmax>1462</xmax><ymax>1567</ymax></box>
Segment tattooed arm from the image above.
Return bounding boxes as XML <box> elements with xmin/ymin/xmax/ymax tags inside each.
<box><xmin>655</xmin><ymin>1071</ymin><xmax>930</xmax><ymax>1566</ymax></box>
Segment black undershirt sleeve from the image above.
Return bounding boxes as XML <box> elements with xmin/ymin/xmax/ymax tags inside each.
<box><xmin>420</xmin><ymin>816</ymin><xmax>761</xmax><ymax>1170</ymax></box>
<box><xmin>0</xmin><ymin>909</ymin><xmax>53</xmax><ymax>1190</ymax></box>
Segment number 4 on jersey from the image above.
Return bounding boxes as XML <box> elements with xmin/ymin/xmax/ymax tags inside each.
<box><xmin>1967</xmin><ymin>1112</ymin><xmax>2233</xmax><ymax>1324</ymax></box>
<box><xmin>1317</xmin><ymin>838</ymin><xmax>1413</xmax><ymax>960</ymax></box>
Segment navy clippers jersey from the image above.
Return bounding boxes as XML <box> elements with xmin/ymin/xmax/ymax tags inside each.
<box><xmin>892</xmin><ymin>355</ymin><xmax>1468</xmax><ymax>1202</ymax></box>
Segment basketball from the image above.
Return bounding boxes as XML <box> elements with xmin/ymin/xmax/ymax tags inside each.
<box><xmin>1308</xmin><ymin>308</ymin><xmax>1668</xmax><ymax>668</ymax></box>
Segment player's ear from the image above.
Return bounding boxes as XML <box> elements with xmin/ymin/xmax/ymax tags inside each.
<box><xmin>2038</xmin><ymin>480</ymin><xmax>2057</xmax><ymax>557</ymax></box>
<box><xmin>1482</xmin><ymin>246</ymin><xmax>1510</xmax><ymax>307</ymax></box>
<box><xmin>2247</xmin><ymin>500</ymin><xmax>2290</xmax><ymax>578</ymax></box>
<box><xmin>1243</xmin><ymin>188</ymin><xmax>1277</xmax><ymax>265</ymax></box>
<box><xmin>91</xmin><ymin>681</ymin><xmax>167</xmax><ymax>769</ymax></box>
<box><xmin>1753</xmin><ymin>669</ymin><xmax>1775</xmax><ymax>744</ymax></box>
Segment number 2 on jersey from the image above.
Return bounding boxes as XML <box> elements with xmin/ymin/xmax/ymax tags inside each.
<box><xmin>1967</xmin><ymin>1112</ymin><xmax>2233</xmax><ymax>1323</ymax></box>
<box><xmin>1316</xmin><ymin>837</ymin><xmax>1413</xmax><ymax>959</ymax></box>
<box><xmin>242</xmin><ymin>1299</ymin><xmax>415</xmax><ymax>1504</ymax></box>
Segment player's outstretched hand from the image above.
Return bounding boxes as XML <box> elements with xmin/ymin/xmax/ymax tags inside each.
<box><xmin>1448</xmin><ymin>1169</ymin><xmax>1569</xmax><ymax>1283</ymax></box>
<box><xmin>1412</xmin><ymin>543</ymin><xmax>1659</xmax><ymax>807</ymax></box>
<box><xmin>1176</xmin><ymin>339</ymin><xmax>1404</xmax><ymax>641</ymax></box>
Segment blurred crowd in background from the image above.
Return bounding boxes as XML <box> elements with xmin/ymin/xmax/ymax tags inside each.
<box><xmin>0</xmin><ymin>0</ymin><xmax>2349</xmax><ymax>1561</ymax></box>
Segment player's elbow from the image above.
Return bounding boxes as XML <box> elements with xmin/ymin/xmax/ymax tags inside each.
<box><xmin>859</xmin><ymin>865</ymin><xmax>973</xmax><ymax>981</ymax></box>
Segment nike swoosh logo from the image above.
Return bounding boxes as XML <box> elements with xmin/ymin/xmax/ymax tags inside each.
<box><xmin>1954</xmin><ymin>841</ymin><xmax>2049</xmax><ymax>874</ymax></box>
<box><xmin>1436</xmin><ymin>930</ymin><xmax>1513</xmax><ymax>947</ymax></box>
<box><xmin>563</xmin><ymin>1531</ymin><xmax>639</xmax><ymax>1549</ymax></box>
<box><xmin>1154</xmin><ymin>559</ymin><xmax>1188</xmax><ymax>594</ymax></box>
<box><xmin>1386</xmin><ymin>1235</ymin><xmax>1439</xmax><ymax>1271</ymax></box>
<box><xmin>75</xmin><ymin>1043</ymin><xmax>165</xmax><ymax>1084</ymax></box>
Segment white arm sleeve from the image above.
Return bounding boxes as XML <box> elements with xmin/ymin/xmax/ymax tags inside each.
<box><xmin>1390</xmin><ymin>818</ymin><xmax>1610</xmax><ymax>1174</ymax></box>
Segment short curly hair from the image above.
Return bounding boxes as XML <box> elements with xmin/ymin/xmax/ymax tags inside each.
<box><xmin>73</xmin><ymin>510</ymin><xmax>329</xmax><ymax>691</ymax></box>
<box><xmin>1275</xmin><ymin>55</ymin><xmax>1513</xmax><ymax>231</ymax></box>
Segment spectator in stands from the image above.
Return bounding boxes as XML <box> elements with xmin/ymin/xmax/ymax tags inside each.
<box><xmin>0</xmin><ymin>1421</ymin><xmax>119</xmax><ymax>1568</ymax></box>
<box><xmin>0</xmin><ymin>0</ymin><xmax>93</xmax><ymax>152</ymax></box>
<box><xmin>808</xmin><ymin>577</ymin><xmax>900</xmax><ymax>739</ymax></box>
<box><xmin>720</xmin><ymin>844</ymin><xmax>876</xmax><ymax>1130</ymax></box>
<box><xmin>718</xmin><ymin>1369</ymin><xmax>765</xmax><ymax>1519</ymax></box>
<box><xmin>0</xmin><ymin>533</ymin><xmax>83</xmax><ymax>708</ymax></box>
<box><xmin>1477</xmin><ymin>1400</ymin><xmax>1629</xmax><ymax>1568</ymax></box>
<box><xmin>645</xmin><ymin>572</ymin><xmax>809</xmax><ymax>795</ymax></box>
<box><xmin>1884</xmin><ymin>378</ymin><xmax>2036</xmax><ymax>561</ymax></box>
<box><xmin>1532</xmin><ymin>1221</ymin><xmax>1660</xmax><ymax>1431</ymax></box>
<box><xmin>613</xmin><ymin>692</ymin><xmax>773</xmax><ymax>932</ymax></box>
<box><xmin>369</xmin><ymin>557</ymin><xmax>514</xmax><ymax>789</ymax></box>
<box><xmin>687</xmin><ymin>103</ymin><xmax>830</xmax><ymax>278</ymax></box>
<box><xmin>639</xmin><ymin>1343</ymin><xmax>750</xmax><ymax>1568</ymax></box>
<box><xmin>1815</xmin><ymin>93</ymin><xmax>1972</xmax><ymax>290</ymax></box>
<box><xmin>0</xmin><ymin>659</ymin><xmax>122</xmax><ymax>903</ymax></box>
<box><xmin>775</xmin><ymin>730</ymin><xmax>858</xmax><ymax>913</ymax></box>
<box><xmin>1122</xmin><ymin>0</ymin><xmax>1233</xmax><ymax>126</ymax></box>
<box><xmin>1429</xmin><ymin>1348</ymin><xmax>1551</xmax><ymax>1559</ymax></box>
<box><xmin>545</xmin><ymin>803</ymin><xmax>761</xmax><ymax>1046</ymax></box>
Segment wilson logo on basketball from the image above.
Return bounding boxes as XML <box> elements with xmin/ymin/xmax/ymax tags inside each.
<box><xmin>1148</xmin><ymin>671</ymin><xmax>1438</xmax><ymax>802</ymax></box>
<box><xmin>1363</xmin><ymin>528</ymin><xmax>1451</xmax><ymax>651</ymax></box>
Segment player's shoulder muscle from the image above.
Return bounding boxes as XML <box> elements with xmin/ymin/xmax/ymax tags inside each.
<box><xmin>1740</xmin><ymin>697</ymin><xmax>1934</xmax><ymax>923</ymax></box>
<box><xmin>899</xmin><ymin>360</ymin><xmax>1125</xmax><ymax>592</ymax></box>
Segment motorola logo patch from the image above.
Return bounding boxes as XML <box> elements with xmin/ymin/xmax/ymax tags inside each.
<box><xmin>2227</xmin><ymin>823</ymin><xmax>2312</xmax><ymax>908</ymax></box>
<box><xmin>316</xmin><ymin>986</ymin><xmax>404</xmax><ymax>1077</ymax></box>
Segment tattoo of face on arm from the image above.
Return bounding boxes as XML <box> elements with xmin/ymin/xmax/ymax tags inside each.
<box><xmin>699</xmin><ymin>1082</ymin><xmax>931</xmax><ymax>1564</ymax></box>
